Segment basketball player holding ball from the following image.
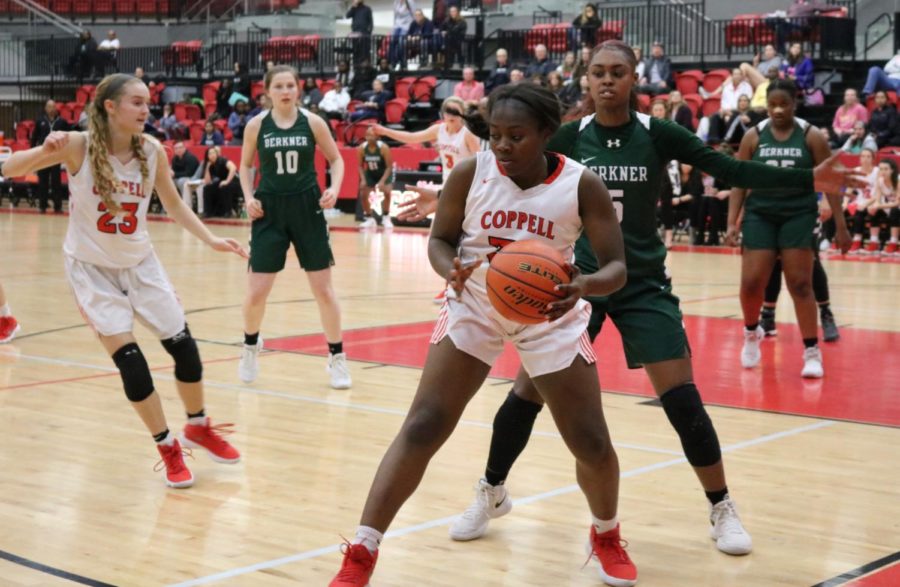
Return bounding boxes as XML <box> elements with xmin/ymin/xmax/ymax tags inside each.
<box><xmin>330</xmin><ymin>84</ymin><xmax>636</xmax><ymax>587</ymax></box>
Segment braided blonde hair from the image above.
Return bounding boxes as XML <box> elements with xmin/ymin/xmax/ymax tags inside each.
<box><xmin>87</xmin><ymin>74</ymin><xmax>150</xmax><ymax>214</ymax></box>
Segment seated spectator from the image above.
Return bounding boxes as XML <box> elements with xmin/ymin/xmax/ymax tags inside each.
<box><xmin>823</xmin><ymin>147</ymin><xmax>877</xmax><ymax>247</ymax></box>
<box><xmin>750</xmin><ymin>66</ymin><xmax>780</xmax><ymax>111</ymax></box>
<box><xmin>633</xmin><ymin>46</ymin><xmax>645</xmax><ymax>81</ymax></box>
<box><xmin>691</xmin><ymin>159</ymin><xmax>730</xmax><ymax>246</ymax></box>
<box><xmin>571</xmin><ymin>3</ymin><xmax>601</xmax><ymax>49</ymax></box>
<box><xmin>667</xmin><ymin>90</ymin><xmax>694</xmax><ymax>132</ymax></box>
<box><xmin>407</xmin><ymin>8</ymin><xmax>435</xmax><ymax>66</ymax></box>
<box><xmin>529</xmin><ymin>73</ymin><xmax>545</xmax><ymax>86</ymax></box>
<box><xmin>78</xmin><ymin>100</ymin><xmax>90</xmax><ymax>130</ymax></box>
<box><xmin>351</xmin><ymin>58</ymin><xmax>376</xmax><ymax>100</ymax></box>
<box><xmin>232</xmin><ymin>62</ymin><xmax>251</xmax><ymax>101</ymax></box>
<box><xmin>158</xmin><ymin>103</ymin><xmax>185</xmax><ymax>140</ymax></box>
<box><xmin>440</xmin><ymin>5</ymin><xmax>467</xmax><ymax>68</ymax></box>
<box><xmin>453</xmin><ymin>66</ymin><xmax>484</xmax><ymax>107</ymax></box>
<box><xmin>201</xmin><ymin>146</ymin><xmax>241</xmax><ymax>218</ymax></box>
<box><xmin>869</xmin><ymin>90</ymin><xmax>900</xmax><ymax>148</ymax></box>
<box><xmin>249</xmin><ymin>94</ymin><xmax>269</xmax><ymax>118</ymax></box>
<box><xmin>375</xmin><ymin>57</ymin><xmax>396</xmax><ymax>95</ymax></box>
<box><xmin>566</xmin><ymin>74</ymin><xmax>590</xmax><ymax>112</ymax></box>
<box><xmin>862</xmin><ymin>49</ymin><xmax>900</xmax><ymax>98</ymax></box>
<box><xmin>638</xmin><ymin>41</ymin><xmax>673</xmax><ymax>95</ymax></box>
<box><xmin>199</xmin><ymin>120</ymin><xmax>225</xmax><ymax>146</ymax></box>
<box><xmin>739</xmin><ymin>44</ymin><xmax>782</xmax><ymax>89</ymax></box>
<box><xmin>547</xmin><ymin>71</ymin><xmax>569</xmax><ymax>107</ymax></box>
<box><xmin>840</xmin><ymin>120</ymin><xmax>878</xmax><ymax>154</ymax></box>
<box><xmin>301</xmin><ymin>78</ymin><xmax>323</xmax><ymax>109</ymax></box>
<box><xmin>556</xmin><ymin>51</ymin><xmax>577</xmax><ymax>84</ymax></box>
<box><xmin>228</xmin><ymin>99</ymin><xmax>250</xmax><ymax>145</ymax></box>
<box><xmin>831</xmin><ymin>88</ymin><xmax>868</xmax><ymax>148</ymax></box>
<box><xmin>97</xmin><ymin>30</ymin><xmax>120</xmax><ymax>74</ymax></box>
<box><xmin>850</xmin><ymin>158</ymin><xmax>900</xmax><ymax>254</ymax></box>
<box><xmin>350</xmin><ymin>79</ymin><xmax>391</xmax><ymax>122</ymax></box>
<box><xmin>525</xmin><ymin>44</ymin><xmax>556</xmax><ymax>81</ymax></box>
<box><xmin>571</xmin><ymin>45</ymin><xmax>593</xmax><ymax>83</ymax></box>
<box><xmin>723</xmin><ymin>95</ymin><xmax>764</xmax><ymax>145</ymax></box>
<box><xmin>509</xmin><ymin>68</ymin><xmax>525</xmax><ymax>85</ymax></box>
<box><xmin>171</xmin><ymin>141</ymin><xmax>201</xmax><ymax>209</ymax></box>
<box><xmin>706</xmin><ymin>70</ymin><xmax>753</xmax><ymax>143</ymax></box>
<box><xmin>319</xmin><ymin>79</ymin><xmax>351</xmax><ymax>120</ymax></box>
<box><xmin>780</xmin><ymin>42</ymin><xmax>814</xmax><ymax>90</ymax></box>
<box><xmin>335</xmin><ymin>59</ymin><xmax>352</xmax><ymax>88</ymax></box>
<box><xmin>484</xmin><ymin>48</ymin><xmax>510</xmax><ymax>95</ymax></box>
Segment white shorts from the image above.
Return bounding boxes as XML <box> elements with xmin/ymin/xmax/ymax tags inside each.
<box><xmin>64</xmin><ymin>252</ymin><xmax>185</xmax><ymax>339</ymax></box>
<box><xmin>430</xmin><ymin>284</ymin><xmax>596</xmax><ymax>378</ymax></box>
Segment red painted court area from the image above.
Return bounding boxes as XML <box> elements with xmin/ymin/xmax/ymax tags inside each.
<box><xmin>267</xmin><ymin>315</ymin><xmax>900</xmax><ymax>427</ymax></box>
<box><xmin>844</xmin><ymin>562</ymin><xmax>900</xmax><ymax>587</ymax></box>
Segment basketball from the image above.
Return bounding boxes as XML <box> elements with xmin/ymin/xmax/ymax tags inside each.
<box><xmin>486</xmin><ymin>240</ymin><xmax>571</xmax><ymax>325</ymax></box>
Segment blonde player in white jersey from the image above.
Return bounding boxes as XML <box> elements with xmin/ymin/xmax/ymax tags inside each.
<box><xmin>1</xmin><ymin>74</ymin><xmax>247</xmax><ymax>489</ymax></box>
<box><xmin>330</xmin><ymin>84</ymin><xmax>638</xmax><ymax>587</ymax></box>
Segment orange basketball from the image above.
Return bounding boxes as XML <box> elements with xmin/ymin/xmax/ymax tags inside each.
<box><xmin>486</xmin><ymin>240</ymin><xmax>571</xmax><ymax>325</ymax></box>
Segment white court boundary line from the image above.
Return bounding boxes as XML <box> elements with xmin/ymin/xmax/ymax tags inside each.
<box><xmin>11</xmin><ymin>352</ymin><xmax>684</xmax><ymax>457</ymax></box>
<box><xmin>166</xmin><ymin>419</ymin><xmax>836</xmax><ymax>587</ymax></box>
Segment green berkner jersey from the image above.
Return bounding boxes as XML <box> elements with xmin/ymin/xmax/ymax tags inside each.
<box><xmin>363</xmin><ymin>141</ymin><xmax>388</xmax><ymax>183</ymax></box>
<box><xmin>255</xmin><ymin>108</ymin><xmax>318</xmax><ymax>197</ymax></box>
<box><xmin>746</xmin><ymin>118</ymin><xmax>816</xmax><ymax>216</ymax></box>
<box><xmin>548</xmin><ymin>112</ymin><xmax>815</xmax><ymax>277</ymax></box>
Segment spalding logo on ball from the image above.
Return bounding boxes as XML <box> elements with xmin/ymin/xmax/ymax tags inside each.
<box><xmin>486</xmin><ymin>240</ymin><xmax>571</xmax><ymax>324</ymax></box>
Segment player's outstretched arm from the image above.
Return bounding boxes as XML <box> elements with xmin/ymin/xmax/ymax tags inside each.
<box><xmin>153</xmin><ymin>143</ymin><xmax>247</xmax><ymax>258</ymax></box>
<box><xmin>396</xmin><ymin>185</ymin><xmax>439</xmax><ymax>222</ymax></box>
<box><xmin>374</xmin><ymin>123</ymin><xmax>439</xmax><ymax>145</ymax></box>
<box><xmin>428</xmin><ymin>158</ymin><xmax>479</xmax><ymax>296</ymax></box>
<box><xmin>1</xmin><ymin>131</ymin><xmax>85</xmax><ymax>178</ymax></box>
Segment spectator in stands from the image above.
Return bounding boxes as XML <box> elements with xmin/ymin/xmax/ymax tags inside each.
<box><xmin>740</xmin><ymin>44</ymin><xmax>782</xmax><ymax>89</ymax></box>
<box><xmin>525</xmin><ymin>44</ymin><xmax>556</xmax><ymax>81</ymax></box>
<box><xmin>302</xmin><ymin>77</ymin><xmax>323</xmax><ymax>108</ymax></box>
<box><xmin>638</xmin><ymin>41</ymin><xmax>672</xmax><ymax>95</ymax></box>
<box><xmin>97</xmin><ymin>30</ymin><xmax>120</xmax><ymax>74</ymax></box>
<box><xmin>571</xmin><ymin>45</ymin><xmax>593</xmax><ymax>84</ymax></box>
<box><xmin>335</xmin><ymin>60</ymin><xmax>353</xmax><ymax>87</ymax></box>
<box><xmin>228</xmin><ymin>100</ymin><xmax>250</xmax><ymax>145</ymax></box>
<box><xmin>780</xmin><ymin>42</ymin><xmax>814</xmax><ymax>90</ymax></box>
<box><xmin>509</xmin><ymin>68</ymin><xmax>525</xmax><ymax>85</ymax></box>
<box><xmin>347</xmin><ymin>0</ymin><xmax>374</xmax><ymax>62</ymax></box>
<box><xmin>319</xmin><ymin>79</ymin><xmax>352</xmax><ymax>120</ymax></box>
<box><xmin>571</xmin><ymin>3</ymin><xmax>601</xmax><ymax>50</ymax></box>
<box><xmin>200</xmin><ymin>120</ymin><xmax>225</xmax><ymax>146</ymax></box>
<box><xmin>408</xmin><ymin>8</ymin><xmax>435</xmax><ymax>67</ymax></box>
<box><xmin>774</xmin><ymin>1</ymin><xmax>844</xmax><ymax>53</ymax></box>
<box><xmin>158</xmin><ymin>103</ymin><xmax>185</xmax><ymax>140</ymax></box>
<box><xmin>849</xmin><ymin>158</ymin><xmax>899</xmax><ymax>254</ymax></box>
<box><xmin>862</xmin><ymin>50</ymin><xmax>900</xmax><ymax>98</ymax></box>
<box><xmin>216</xmin><ymin>78</ymin><xmax>233</xmax><ymax>119</ymax></box>
<box><xmin>265</xmin><ymin>60</ymin><xmax>276</xmax><ymax>72</ymax></box>
<box><xmin>869</xmin><ymin>90</ymin><xmax>900</xmax><ymax>148</ymax></box>
<box><xmin>529</xmin><ymin>73</ymin><xmax>545</xmax><ymax>86</ymax></box>
<box><xmin>830</xmin><ymin>88</ymin><xmax>868</xmax><ymax>148</ymax></box>
<box><xmin>171</xmin><ymin>141</ymin><xmax>201</xmax><ymax>208</ymax></box>
<box><xmin>750</xmin><ymin>65</ymin><xmax>780</xmax><ymax>111</ymax></box>
<box><xmin>484</xmin><ymin>48</ymin><xmax>510</xmax><ymax>95</ymax></box>
<box><xmin>31</xmin><ymin>99</ymin><xmax>69</xmax><ymax>214</ymax></box>
<box><xmin>840</xmin><ymin>121</ymin><xmax>877</xmax><ymax>154</ymax></box>
<box><xmin>706</xmin><ymin>69</ymin><xmax>753</xmax><ymax>143</ymax></box>
<box><xmin>390</xmin><ymin>0</ymin><xmax>416</xmax><ymax>69</ymax></box>
<box><xmin>232</xmin><ymin>62</ymin><xmax>252</xmax><ymax>102</ymax></box>
<box><xmin>557</xmin><ymin>51</ymin><xmax>577</xmax><ymax>83</ymax></box>
<box><xmin>351</xmin><ymin>79</ymin><xmax>391</xmax><ymax>122</ymax></box>
<box><xmin>351</xmin><ymin>58</ymin><xmax>376</xmax><ymax>100</ymax></box>
<box><xmin>74</xmin><ymin>30</ymin><xmax>97</xmax><ymax>82</ymax></box>
<box><xmin>633</xmin><ymin>46</ymin><xmax>645</xmax><ymax>81</ymax></box>
<box><xmin>375</xmin><ymin>57</ymin><xmax>396</xmax><ymax>95</ymax></box>
<box><xmin>668</xmin><ymin>90</ymin><xmax>695</xmax><ymax>132</ymax></box>
<box><xmin>249</xmin><ymin>94</ymin><xmax>270</xmax><ymax>118</ymax></box>
<box><xmin>453</xmin><ymin>66</ymin><xmax>484</xmax><ymax>107</ymax></box>
<box><xmin>546</xmin><ymin>71</ymin><xmax>568</xmax><ymax>107</ymax></box>
<box><xmin>201</xmin><ymin>146</ymin><xmax>241</xmax><ymax>219</ymax></box>
<box><xmin>692</xmin><ymin>146</ymin><xmax>732</xmax><ymax>246</ymax></box>
<box><xmin>441</xmin><ymin>5</ymin><xmax>467</xmax><ymax>69</ymax></box>
<box><xmin>431</xmin><ymin>0</ymin><xmax>459</xmax><ymax>30</ymax></box>
<box><xmin>568</xmin><ymin>74</ymin><xmax>591</xmax><ymax>112</ymax></box>
<box><xmin>77</xmin><ymin>101</ymin><xmax>90</xmax><ymax>130</ymax></box>
<box><xmin>723</xmin><ymin>95</ymin><xmax>764</xmax><ymax>145</ymax></box>
<box><xmin>134</xmin><ymin>66</ymin><xmax>146</xmax><ymax>83</ymax></box>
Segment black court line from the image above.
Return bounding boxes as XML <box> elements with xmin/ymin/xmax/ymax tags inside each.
<box><xmin>0</xmin><ymin>549</ymin><xmax>118</xmax><ymax>586</ymax></box>
<box><xmin>811</xmin><ymin>550</ymin><xmax>900</xmax><ymax>587</ymax></box>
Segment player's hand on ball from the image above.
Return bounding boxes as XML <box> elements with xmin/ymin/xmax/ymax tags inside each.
<box><xmin>210</xmin><ymin>237</ymin><xmax>249</xmax><ymax>258</ymax></box>
<box><xmin>43</xmin><ymin>131</ymin><xmax>69</xmax><ymax>153</ymax></box>
<box><xmin>545</xmin><ymin>264</ymin><xmax>584</xmax><ymax>322</ymax></box>
<box><xmin>246</xmin><ymin>197</ymin><xmax>264</xmax><ymax>219</ymax></box>
<box><xmin>319</xmin><ymin>188</ymin><xmax>338</xmax><ymax>209</ymax></box>
<box><xmin>448</xmin><ymin>257</ymin><xmax>482</xmax><ymax>297</ymax></box>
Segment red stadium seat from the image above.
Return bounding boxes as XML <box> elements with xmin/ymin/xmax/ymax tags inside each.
<box><xmin>203</xmin><ymin>81</ymin><xmax>220</xmax><ymax>107</ymax></box>
<box><xmin>701</xmin><ymin>96</ymin><xmax>721</xmax><ymax>118</ymax></box>
<box><xmin>525</xmin><ymin>24</ymin><xmax>553</xmax><ymax>54</ymax></box>
<box><xmin>299</xmin><ymin>34</ymin><xmax>320</xmax><ymax>62</ymax></box>
<box><xmin>347</xmin><ymin>100</ymin><xmax>363</xmax><ymax>114</ymax></box>
<box><xmin>318</xmin><ymin>79</ymin><xmax>336</xmax><ymax>95</ymax></box>
<box><xmin>347</xmin><ymin>121</ymin><xmax>376</xmax><ymax>146</ymax></box>
<box><xmin>175</xmin><ymin>103</ymin><xmax>202</xmax><ymax>122</ymax></box>
<box><xmin>384</xmin><ymin>98</ymin><xmax>409</xmax><ymax>125</ymax></box>
<box><xmin>75</xmin><ymin>84</ymin><xmax>95</xmax><ymax>105</ymax></box>
<box><xmin>682</xmin><ymin>93</ymin><xmax>703</xmax><ymax>119</ymax></box>
<box><xmin>410</xmin><ymin>76</ymin><xmax>437</xmax><ymax>103</ymax></box>
<box><xmin>251</xmin><ymin>80</ymin><xmax>265</xmax><ymax>99</ymax></box>
<box><xmin>675</xmin><ymin>70</ymin><xmax>704</xmax><ymax>96</ymax></box>
<box><xmin>15</xmin><ymin>120</ymin><xmax>35</xmax><ymax>142</ymax></box>
<box><xmin>261</xmin><ymin>36</ymin><xmax>287</xmax><ymax>62</ymax></box>
<box><xmin>394</xmin><ymin>77</ymin><xmax>415</xmax><ymax>101</ymax></box>
<box><xmin>702</xmin><ymin>69</ymin><xmax>730</xmax><ymax>93</ymax></box>
<box><xmin>637</xmin><ymin>93</ymin><xmax>650</xmax><ymax>114</ymax></box>
<box><xmin>149</xmin><ymin>82</ymin><xmax>166</xmax><ymax>105</ymax></box>
<box><xmin>596</xmin><ymin>20</ymin><xmax>625</xmax><ymax>43</ymax></box>
<box><xmin>56</xmin><ymin>102</ymin><xmax>73</xmax><ymax>125</ymax></box>
<box><xmin>50</xmin><ymin>0</ymin><xmax>72</xmax><ymax>16</ymax></box>
<box><xmin>188</xmin><ymin>121</ymin><xmax>204</xmax><ymax>144</ymax></box>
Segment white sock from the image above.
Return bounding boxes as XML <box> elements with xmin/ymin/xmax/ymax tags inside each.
<box><xmin>352</xmin><ymin>525</ymin><xmax>383</xmax><ymax>553</ymax></box>
<box><xmin>853</xmin><ymin>235</ymin><xmax>862</xmax><ymax>242</ymax></box>
<box><xmin>891</xmin><ymin>237</ymin><xmax>898</xmax><ymax>244</ymax></box>
<box><xmin>0</xmin><ymin>304</ymin><xmax>9</xmax><ymax>317</ymax></box>
<box><xmin>188</xmin><ymin>415</ymin><xmax>206</xmax><ymax>426</ymax></box>
<box><xmin>592</xmin><ymin>515</ymin><xmax>618</xmax><ymax>534</ymax></box>
<box><xmin>156</xmin><ymin>431</ymin><xmax>175</xmax><ymax>446</ymax></box>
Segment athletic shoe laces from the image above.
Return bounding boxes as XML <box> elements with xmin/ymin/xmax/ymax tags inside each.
<box><xmin>153</xmin><ymin>445</ymin><xmax>193</xmax><ymax>474</ymax></box>
<box><xmin>335</xmin><ymin>541</ymin><xmax>374</xmax><ymax>580</ymax></box>
<box><xmin>712</xmin><ymin>500</ymin><xmax>743</xmax><ymax>535</ymax></box>
<box><xmin>196</xmin><ymin>421</ymin><xmax>236</xmax><ymax>448</ymax></box>
<box><xmin>460</xmin><ymin>482</ymin><xmax>492</xmax><ymax>520</ymax></box>
<box><xmin>584</xmin><ymin>531</ymin><xmax>631</xmax><ymax>569</ymax></box>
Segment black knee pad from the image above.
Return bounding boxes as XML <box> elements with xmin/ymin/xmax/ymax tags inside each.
<box><xmin>161</xmin><ymin>326</ymin><xmax>203</xmax><ymax>383</ymax></box>
<box><xmin>660</xmin><ymin>383</ymin><xmax>722</xmax><ymax>467</ymax></box>
<box><xmin>112</xmin><ymin>343</ymin><xmax>155</xmax><ymax>403</ymax></box>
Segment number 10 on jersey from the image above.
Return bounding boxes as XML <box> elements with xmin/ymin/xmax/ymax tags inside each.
<box><xmin>274</xmin><ymin>150</ymin><xmax>299</xmax><ymax>175</ymax></box>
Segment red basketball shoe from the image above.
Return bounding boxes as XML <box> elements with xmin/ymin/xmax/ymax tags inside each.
<box><xmin>330</xmin><ymin>543</ymin><xmax>378</xmax><ymax>587</ymax></box>
<box><xmin>182</xmin><ymin>418</ymin><xmax>241</xmax><ymax>463</ymax></box>
<box><xmin>884</xmin><ymin>242</ymin><xmax>898</xmax><ymax>256</ymax></box>
<box><xmin>154</xmin><ymin>439</ymin><xmax>194</xmax><ymax>488</ymax></box>
<box><xmin>0</xmin><ymin>316</ymin><xmax>20</xmax><ymax>344</ymax></box>
<box><xmin>848</xmin><ymin>240</ymin><xmax>862</xmax><ymax>254</ymax></box>
<box><xmin>586</xmin><ymin>524</ymin><xmax>638</xmax><ymax>587</ymax></box>
<box><xmin>864</xmin><ymin>241</ymin><xmax>880</xmax><ymax>254</ymax></box>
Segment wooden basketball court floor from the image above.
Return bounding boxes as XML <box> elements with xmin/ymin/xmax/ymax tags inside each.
<box><xmin>1</xmin><ymin>210</ymin><xmax>898</xmax><ymax>587</ymax></box>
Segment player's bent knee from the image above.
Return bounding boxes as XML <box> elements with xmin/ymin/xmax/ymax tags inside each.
<box><xmin>785</xmin><ymin>278</ymin><xmax>813</xmax><ymax>299</ymax></box>
<box><xmin>112</xmin><ymin>342</ymin><xmax>155</xmax><ymax>403</ymax></box>
<box><xmin>660</xmin><ymin>383</ymin><xmax>721</xmax><ymax>467</ymax></box>
<box><xmin>402</xmin><ymin>404</ymin><xmax>454</xmax><ymax>449</ymax></box>
<box><xmin>161</xmin><ymin>326</ymin><xmax>203</xmax><ymax>383</ymax></box>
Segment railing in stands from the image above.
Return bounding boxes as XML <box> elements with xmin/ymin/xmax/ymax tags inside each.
<box><xmin>864</xmin><ymin>13</ymin><xmax>893</xmax><ymax>61</ymax></box>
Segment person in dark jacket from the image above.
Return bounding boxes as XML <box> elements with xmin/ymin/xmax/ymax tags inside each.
<box><xmin>440</xmin><ymin>5</ymin><xmax>467</xmax><ymax>68</ymax></box>
<box><xmin>351</xmin><ymin>58</ymin><xmax>376</xmax><ymax>100</ymax></box>
<box><xmin>484</xmin><ymin>48</ymin><xmax>510</xmax><ymax>95</ymax></box>
<box><xmin>346</xmin><ymin>0</ymin><xmax>374</xmax><ymax>63</ymax></box>
<box><xmin>407</xmin><ymin>8</ymin><xmax>435</xmax><ymax>66</ymax></box>
<box><xmin>869</xmin><ymin>90</ymin><xmax>900</xmax><ymax>148</ymax></box>
<box><xmin>571</xmin><ymin>3</ymin><xmax>601</xmax><ymax>49</ymax></box>
<box><xmin>638</xmin><ymin>41</ymin><xmax>673</xmax><ymax>95</ymax></box>
<box><xmin>232</xmin><ymin>62</ymin><xmax>251</xmax><ymax>101</ymax></box>
<box><xmin>31</xmin><ymin>99</ymin><xmax>69</xmax><ymax>213</ymax></box>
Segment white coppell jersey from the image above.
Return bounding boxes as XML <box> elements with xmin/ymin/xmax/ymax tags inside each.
<box><xmin>63</xmin><ymin>132</ymin><xmax>159</xmax><ymax>268</ymax></box>
<box><xmin>437</xmin><ymin>123</ymin><xmax>476</xmax><ymax>182</ymax></box>
<box><xmin>458</xmin><ymin>150</ymin><xmax>585</xmax><ymax>295</ymax></box>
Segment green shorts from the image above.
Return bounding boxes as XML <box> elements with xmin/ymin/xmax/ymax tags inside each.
<box><xmin>364</xmin><ymin>172</ymin><xmax>388</xmax><ymax>188</ymax></box>
<box><xmin>586</xmin><ymin>272</ymin><xmax>690</xmax><ymax>369</ymax></box>
<box><xmin>742</xmin><ymin>209</ymin><xmax>817</xmax><ymax>251</ymax></box>
<box><xmin>249</xmin><ymin>188</ymin><xmax>334</xmax><ymax>273</ymax></box>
